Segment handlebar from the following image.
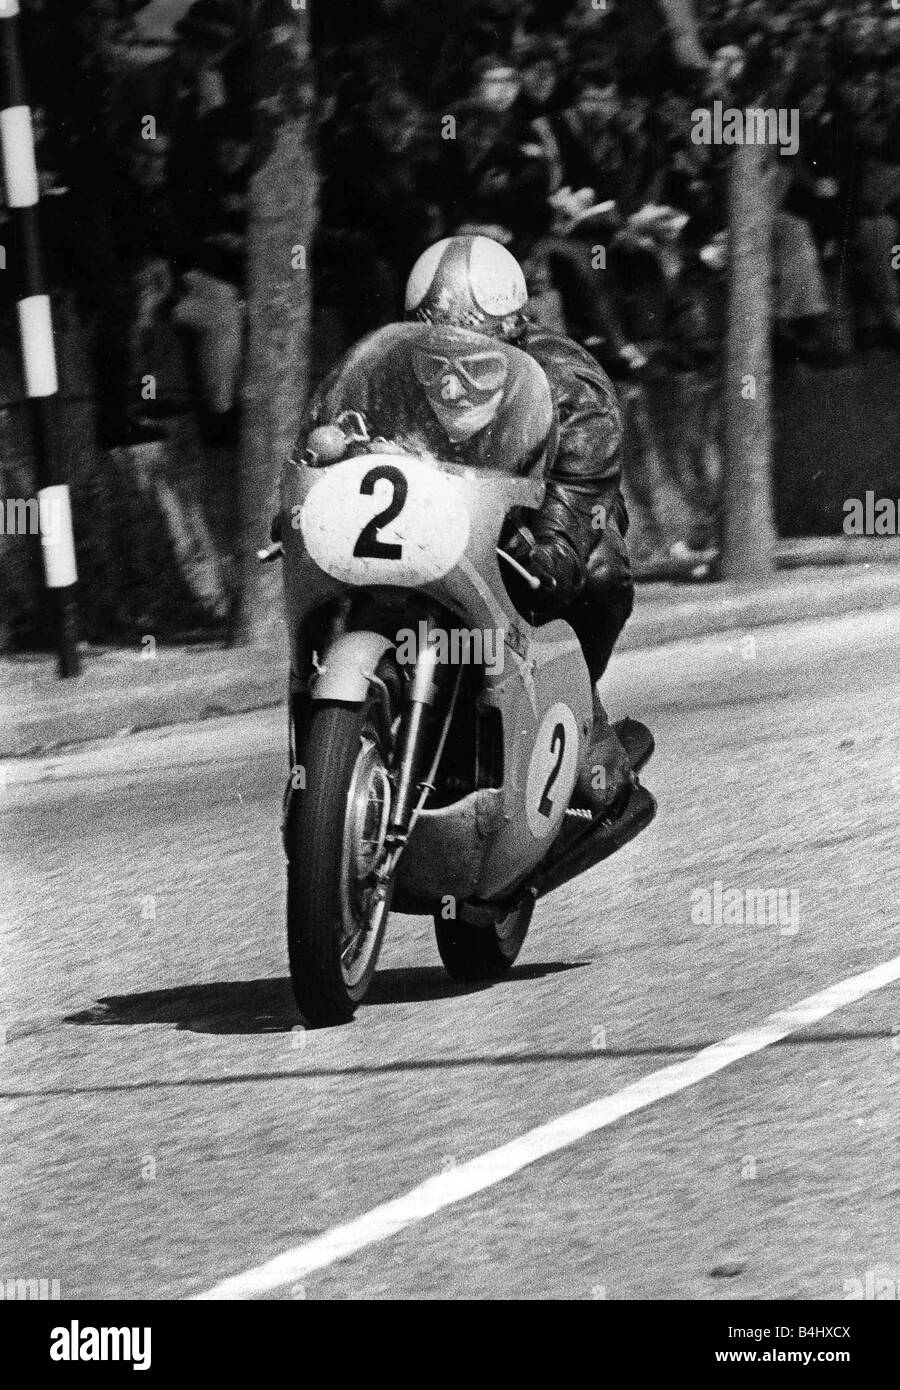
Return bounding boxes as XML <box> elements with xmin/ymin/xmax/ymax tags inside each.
<box><xmin>496</xmin><ymin>546</ymin><xmax>542</xmax><ymax>591</ymax></box>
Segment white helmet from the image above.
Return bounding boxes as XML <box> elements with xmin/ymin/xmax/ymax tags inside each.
<box><xmin>405</xmin><ymin>235</ymin><xmax>529</xmax><ymax>341</ymax></box>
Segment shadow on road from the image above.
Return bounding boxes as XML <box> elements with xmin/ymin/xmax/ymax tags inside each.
<box><xmin>6</xmin><ymin>1014</ymin><xmax>898</xmax><ymax>1099</ymax></box>
<box><xmin>363</xmin><ymin>961</ymin><xmax>587</xmax><ymax>1007</ymax></box>
<box><xmin>62</xmin><ymin>962</ymin><xmax>588</xmax><ymax>1035</ymax></box>
<box><xmin>5</xmin><ymin>1026</ymin><xmax>898</xmax><ymax>1101</ymax></box>
<box><xmin>65</xmin><ymin>977</ymin><xmax>298</xmax><ymax>1035</ymax></box>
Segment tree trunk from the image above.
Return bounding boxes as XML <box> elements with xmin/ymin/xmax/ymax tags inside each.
<box><xmin>719</xmin><ymin>139</ymin><xmax>778</xmax><ymax>582</ymax></box>
<box><xmin>230</xmin><ymin>1</ymin><xmax>317</xmax><ymax>646</ymax></box>
<box><xmin>657</xmin><ymin>0</ymin><xmax>708</xmax><ymax>70</ymax></box>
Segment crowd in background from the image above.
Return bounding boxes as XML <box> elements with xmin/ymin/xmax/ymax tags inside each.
<box><xmin>312</xmin><ymin>0</ymin><xmax>900</xmax><ymax>377</ymax></box>
<box><xmin>4</xmin><ymin>0</ymin><xmax>900</xmax><ymax>453</ymax></box>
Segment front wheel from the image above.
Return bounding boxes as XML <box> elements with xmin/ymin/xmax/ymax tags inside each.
<box><xmin>286</xmin><ymin>672</ymin><xmax>398</xmax><ymax>1026</ymax></box>
<box><xmin>434</xmin><ymin>896</ymin><xmax>535</xmax><ymax>983</ymax></box>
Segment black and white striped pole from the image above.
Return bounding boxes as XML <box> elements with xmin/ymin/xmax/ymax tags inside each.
<box><xmin>1</xmin><ymin>0</ymin><xmax>79</xmax><ymax>677</ymax></box>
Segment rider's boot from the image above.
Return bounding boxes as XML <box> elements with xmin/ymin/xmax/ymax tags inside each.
<box><xmin>571</xmin><ymin>689</ymin><xmax>636</xmax><ymax>819</ymax></box>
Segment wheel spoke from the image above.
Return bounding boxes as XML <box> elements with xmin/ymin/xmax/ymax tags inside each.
<box><xmin>338</xmin><ymin>733</ymin><xmax>394</xmax><ymax>991</ymax></box>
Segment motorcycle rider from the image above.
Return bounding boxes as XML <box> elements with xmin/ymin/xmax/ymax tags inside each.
<box><xmin>404</xmin><ymin>234</ymin><xmax>635</xmax><ymax>817</ymax></box>
<box><xmin>302</xmin><ymin>321</ymin><xmax>556</xmax><ymax>477</ymax></box>
<box><xmin>295</xmin><ymin>235</ymin><xmax>634</xmax><ymax>819</ymax></box>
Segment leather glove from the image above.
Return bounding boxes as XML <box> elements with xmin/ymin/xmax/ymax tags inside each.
<box><xmin>504</xmin><ymin>523</ymin><xmax>535</xmax><ymax>564</ymax></box>
<box><xmin>527</xmin><ymin>538</ymin><xmax>583</xmax><ymax>610</ymax></box>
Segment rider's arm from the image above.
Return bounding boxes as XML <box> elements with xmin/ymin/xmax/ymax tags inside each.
<box><xmin>529</xmin><ymin>353</ymin><xmax>624</xmax><ymax>603</ymax></box>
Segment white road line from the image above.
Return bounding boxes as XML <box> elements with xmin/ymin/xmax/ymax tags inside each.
<box><xmin>193</xmin><ymin>953</ymin><xmax>900</xmax><ymax>1300</ymax></box>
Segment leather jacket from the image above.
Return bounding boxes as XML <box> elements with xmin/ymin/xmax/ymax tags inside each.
<box><xmin>518</xmin><ymin>325</ymin><xmax>627</xmax><ymax>600</ymax></box>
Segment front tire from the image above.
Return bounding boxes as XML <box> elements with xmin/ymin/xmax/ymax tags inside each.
<box><xmin>434</xmin><ymin>896</ymin><xmax>535</xmax><ymax>983</ymax></box>
<box><xmin>287</xmin><ymin>675</ymin><xmax>397</xmax><ymax>1026</ymax></box>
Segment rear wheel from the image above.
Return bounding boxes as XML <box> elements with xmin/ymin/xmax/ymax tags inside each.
<box><xmin>287</xmin><ymin>668</ymin><xmax>398</xmax><ymax>1026</ymax></box>
<box><xmin>434</xmin><ymin>896</ymin><xmax>535</xmax><ymax>983</ymax></box>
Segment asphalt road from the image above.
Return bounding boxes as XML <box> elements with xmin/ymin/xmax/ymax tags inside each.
<box><xmin>3</xmin><ymin>607</ymin><xmax>900</xmax><ymax>1300</ymax></box>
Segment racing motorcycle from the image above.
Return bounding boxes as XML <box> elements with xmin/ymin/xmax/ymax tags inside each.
<box><xmin>276</xmin><ymin>418</ymin><xmax>656</xmax><ymax>1026</ymax></box>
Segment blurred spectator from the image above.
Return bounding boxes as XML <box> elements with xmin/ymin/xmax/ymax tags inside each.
<box><xmin>772</xmin><ymin>208</ymin><xmax>840</xmax><ymax>366</ymax></box>
<box><xmin>471</xmin><ymin>56</ymin><xmax>523</xmax><ymax>114</ymax></box>
<box><xmin>782</xmin><ymin>70</ymin><xmax>841</xmax><ymax>255</ymax></box>
<box><xmin>855</xmin><ymin>56</ymin><xmax>900</xmax><ymax>344</ymax></box>
<box><xmin>22</xmin><ymin>0</ymin><xmax>900</xmax><ymax>551</ymax></box>
<box><xmin>441</xmin><ymin>96</ymin><xmax>549</xmax><ymax>243</ymax></box>
<box><xmin>515</xmin><ymin>34</ymin><xmax>569</xmax><ymax>119</ymax></box>
<box><xmin>432</xmin><ymin>0</ymin><xmax>528</xmax><ymax>102</ymax></box>
<box><xmin>26</xmin><ymin>0</ymin><xmax>171</xmax><ymax>448</ymax></box>
<box><xmin>317</xmin><ymin>84</ymin><xmax>441</xmax><ymax>343</ymax></box>
<box><xmin>548</xmin><ymin>69</ymin><xmax>660</xmax><ymax>214</ymax></box>
<box><xmin>171</xmin><ymin>103</ymin><xmax>251</xmax><ymax>442</ymax></box>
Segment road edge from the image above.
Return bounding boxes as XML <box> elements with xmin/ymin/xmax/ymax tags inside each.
<box><xmin>4</xmin><ymin>564</ymin><xmax>900</xmax><ymax>757</ymax></box>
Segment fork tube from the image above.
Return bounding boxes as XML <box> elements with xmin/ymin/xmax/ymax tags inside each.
<box><xmin>390</xmin><ymin>644</ymin><xmax>441</xmax><ymax>837</ymax></box>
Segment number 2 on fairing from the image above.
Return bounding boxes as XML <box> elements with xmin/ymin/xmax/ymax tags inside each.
<box><xmin>524</xmin><ymin>703</ymin><xmax>580</xmax><ymax>840</ymax></box>
<box><xmin>299</xmin><ymin>454</ymin><xmax>470</xmax><ymax>586</ymax></box>
<box><xmin>537</xmin><ymin>723</ymin><xmax>566</xmax><ymax>817</ymax></box>
<box><xmin>353</xmin><ymin>465</ymin><xmax>408</xmax><ymax>560</ymax></box>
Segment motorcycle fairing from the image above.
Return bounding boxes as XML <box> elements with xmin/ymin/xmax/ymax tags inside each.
<box><xmin>281</xmin><ymin>451</ymin><xmax>593</xmax><ymax>904</ymax></box>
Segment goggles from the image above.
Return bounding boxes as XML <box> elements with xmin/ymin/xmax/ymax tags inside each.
<box><xmin>412</xmin><ymin>349</ymin><xmax>508</xmax><ymax>395</ymax></box>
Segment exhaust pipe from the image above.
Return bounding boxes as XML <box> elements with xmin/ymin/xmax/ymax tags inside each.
<box><xmin>530</xmin><ymin>784</ymin><xmax>657</xmax><ymax>900</ymax></box>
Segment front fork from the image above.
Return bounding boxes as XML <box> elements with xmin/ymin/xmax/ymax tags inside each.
<box><xmin>389</xmin><ymin>642</ymin><xmax>443</xmax><ymax>839</ymax></box>
<box><xmin>384</xmin><ymin>623</ymin><xmax>464</xmax><ymax>882</ymax></box>
<box><xmin>286</xmin><ymin>622</ymin><xmax>460</xmax><ymax>866</ymax></box>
